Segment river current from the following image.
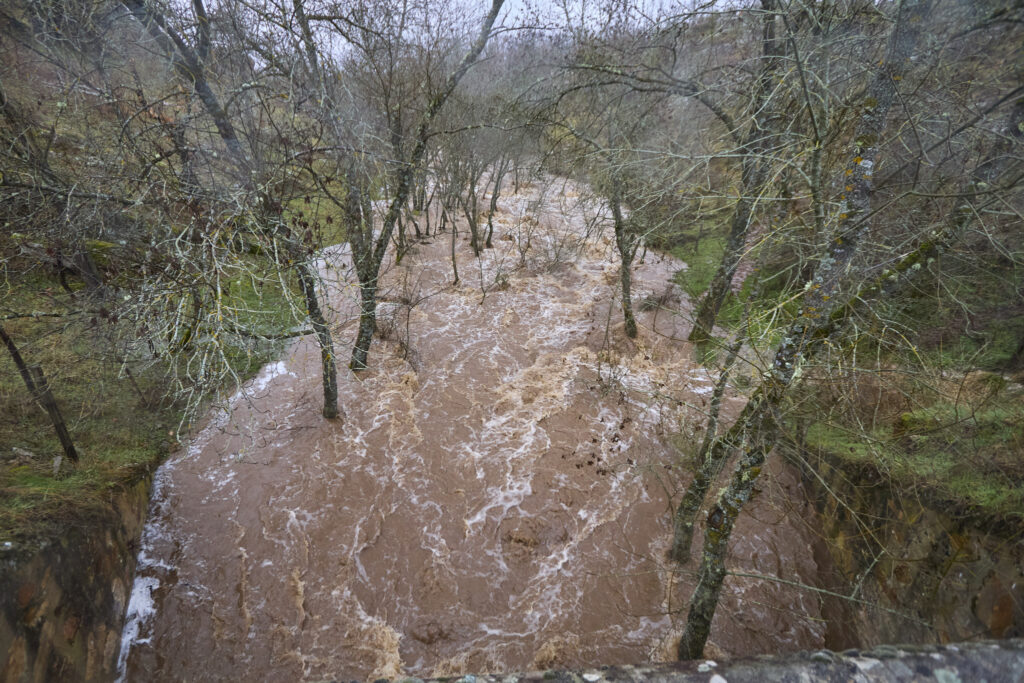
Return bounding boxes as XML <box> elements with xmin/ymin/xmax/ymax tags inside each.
<box><xmin>118</xmin><ymin>180</ymin><xmax>826</xmax><ymax>681</ymax></box>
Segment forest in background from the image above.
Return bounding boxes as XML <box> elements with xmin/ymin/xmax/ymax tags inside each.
<box><xmin>1</xmin><ymin>0</ymin><xmax>1023</xmax><ymax>663</ymax></box>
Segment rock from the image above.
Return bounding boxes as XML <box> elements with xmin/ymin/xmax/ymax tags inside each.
<box><xmin>3</xmin><ymin>638</ymin><xmax>27</xmax><ymax>681</ymax></box>
<box><xmin>16</xmin><ymin>582</ymin><xmax>36</xmax><ymax>610</ymax></box>
<box><xmin>62</xmin><ymin>615</ymin><xmax>80</xmax><ymax>642</ymax></box>
<box><xmin>4</xmin><ymin>447</ymin><xmax>35</xmax><ymax>466</ymax></box>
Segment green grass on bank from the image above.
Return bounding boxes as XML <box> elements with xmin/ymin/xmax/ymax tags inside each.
<box><xmin>0</xmin><ymin>264</ymin><xmax>293</xmax><ymax>544</ymax></box>
<box><xmin>284</xmin><ymin>194</ymin><xmax>348</xmax><ymax>248</ymax></box>
<box><xmin>667</xmin><ymin>224</ymin><xmax>745</xmax><ymax>328</ymax></box>
<box><xmin>805</xmin><ymin>396</ymin><xmax>1024</xmax><ymax>522</ymax></box>
<box><xmin>0</xmin><ymin>326</ymin><xmax>178</xmax><ymax>542</ymax></box>
<box><xmin>669</xmin><ymin>233</ymin><xmax>727</xmax><ymax>300</ymax></box>
<box><xmin>656</xmin><ymin>215</ymin><xmax>1024</xmax><ymax>526</ymax></box>
<box><xmin>666</xmin><ymin>223</ymin><xmax>791</xmax><ymax>337</ymax></box>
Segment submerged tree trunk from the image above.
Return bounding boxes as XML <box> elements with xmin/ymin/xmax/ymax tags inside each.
<box><xmin>608</xmin><ymin>175</ymin><xmax>638</xmax><ymax>338</ymax></box>
<box><xmin>350</xmin><ymin>280</ymin><xmax>378</xmax><ymax>371</ymax></box>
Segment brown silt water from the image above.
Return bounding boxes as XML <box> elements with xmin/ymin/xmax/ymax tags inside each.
<box><xmin>118</xmin><ymin>181</ymin><xmax>826</xmax><ymax>681</ymax></box>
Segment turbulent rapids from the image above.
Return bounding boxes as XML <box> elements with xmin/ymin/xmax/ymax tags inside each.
<box><xmin>118</xmin><ymin>181</ymin><xmax>827</xmax><ymax>681</ymax></box>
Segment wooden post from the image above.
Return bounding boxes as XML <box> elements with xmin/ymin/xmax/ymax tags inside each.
<box><xmin>0</xmin><ymin>325</ymin><xmax>79</xmax><ymax>463</ymax></box>
<box><xmin>27</xmin><ymin>364</ymin><xmax>80</xmax><ymax>462</ymax></box>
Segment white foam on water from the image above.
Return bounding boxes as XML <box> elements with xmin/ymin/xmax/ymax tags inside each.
<box><xmin>114</xmin><ymin>576</ymin><xmax>161</xmax><ymax>682</ymax></box>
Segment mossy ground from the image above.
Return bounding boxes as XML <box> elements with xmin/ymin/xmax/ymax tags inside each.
<box><xmin>1</xmin><ymin>323</ymin><xmax>174</xmax><ymax>542</ymax></box>
<box><xmin>284</xmin><ymin>189</ymin><xmax>350</xmax><ymax>247</ymax></box>
<box><xmin>661</xmin><ymin>208</ymin><xmax>1024</xmax><ymax>524</ymax></box>
<box><xmin>0</xmin><ymin>265</ymin><xmax>293</xmax><ymax>543</ymax></box>
<box><xmin>804</xmin><ymin>393</ymin><xmax>1024</xmax><ymax>523</ymax></box>
<box><xmin>668</xmin><ymin>224</ymin><xmax>744</xmax><ymax>327</ymax></box>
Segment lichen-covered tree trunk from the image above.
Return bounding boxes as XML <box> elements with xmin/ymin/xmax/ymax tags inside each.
<box><xmin>678</xmin><ymin>435</ymin><xmax>769</xmax><ymax>659</ymax></box>
<box><xmin>676</xmin><ymin>0</ymin><xmax>933</xmax><ymax>658</ymax></box>
<box><xmin>669</xmin><ymin>338</ymin><xmax>743</xmax><ymax>562</ymax></box>
<box><xmin>350</xmin><ymin>281</ymin><xmax>378</xmax><ymax>371</ymax></box>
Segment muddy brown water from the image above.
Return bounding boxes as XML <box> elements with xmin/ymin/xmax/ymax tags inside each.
<box><xmin>118</xmin><ymin>182</ymin><xmax>827</xmax><ymax>681</ymax></box>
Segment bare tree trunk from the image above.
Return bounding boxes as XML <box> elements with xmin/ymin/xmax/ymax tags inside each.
<box><xmin>348</xmin><ymin>0</ymin><xmax>505</xmax><ymax>369</ymax></box>
<box><xmin>410</xmin><ymin>207</ymin><xmax>422</xmax><ymax>239</ymax></box>
<box><xmin>295</xmin><ymin>261</ymin><xmax>339</xmax><ymax>419</ymax></box>
<box><xmin>0</xmin><ymin>325</ymin><xmax>79</xmax><ymax>462</ymax></box>
<box><xmin>450</xmin><ymin>208</ymin><xmax>460</xmax><ymax>286</ymax></box>
<box><xmin>460</xmin><ymin>188</ymin><xmax>481</xmax><ymax>257</ymax></box>
<box><xmin>125</xmin><ymin>0</ymin><xmax>343</xmax><ymax>419</ymax></box>
<box><xmin>688</xmin><ymin>0</ymin><xmax>782</xmax><ymax>347</ymax></box>
<box><xmin>395</xmin><ymin>212</ymin><xmax>408</xmax><ymax>264</ymax></box>
<box><xmin>122</xmin><ymin>0</ymin><xmax>248</xmax><ymax>172</ymax></box>
<box><xmin>345</xmin><ymin>173</ymin><xmax>379</xmax><ymax>372</ymax></box>
<box><xmin>350</xmin><ymin>281</ymin><xmax>378</xmax><ymax>371</ymax></box>
<box><xmin>486</xmin><ymin>158</ymin><xmax>509</xmax><ymax>249</ymax></box>
<box><xmin>413</xmin><ymin>167</ymin><xmax>427</xmax><ymax>212</ymax></box>
<box><xmin>687</xmin><ymin>175</ymin><xmax>761</xmax><ymax>345</ymax></box>
<box><xmin>609</xmin><ymin>177</ymin><xmax>638</xmax><ymax>338</ymax></box>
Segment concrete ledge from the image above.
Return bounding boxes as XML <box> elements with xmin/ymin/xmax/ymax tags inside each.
<box><xmin>376</xmin><ymin>639</ymin><xmax>1024</xmax><ymax>683</ymax></box>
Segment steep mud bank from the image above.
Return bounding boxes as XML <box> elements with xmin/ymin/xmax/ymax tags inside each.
<box><xmin>119</xmin><ymin>182</ymin><xmax>828</xmax><ymax>681</ymax></box>
<box><xmin>1</xmin><ymin>478</ymin><xmax>150</xmax><ymax>682</ymax></box>
<box><xmin>795</xmin><ymin>447</ymin><xmax>1024</xmax><ymax>648</ymax></box>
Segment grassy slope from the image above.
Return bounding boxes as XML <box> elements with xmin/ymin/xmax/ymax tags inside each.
<box><xmin>663</xmin><ymin>211</ymin><xmax>1024</xmax><ymax>527</ymax></box>
<box><xmin>805</xmin><ymin>396</ymin><xmax>1024</xmax><ymax>523</ymax></box>
<box><xmin>0</xmin><ymin>264</ymin><xmax>295</xmax><ymax>543</ymax></box>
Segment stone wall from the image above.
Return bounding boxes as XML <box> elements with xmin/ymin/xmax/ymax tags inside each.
<box><xmin>0</xmin><ymin>477</ymin><xmax>150</xmax><ymax>683</ymax></box>
<box><xmin>410</xmin><ymin>639</ymin><xmax>1024</xmax><ymax>683</ymax></box>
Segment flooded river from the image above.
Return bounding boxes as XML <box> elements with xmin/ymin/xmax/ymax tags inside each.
<box><xmin>118</xmin><ymin>181</ymin><xmax>826</xmax><ymax>681</ymax></box>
